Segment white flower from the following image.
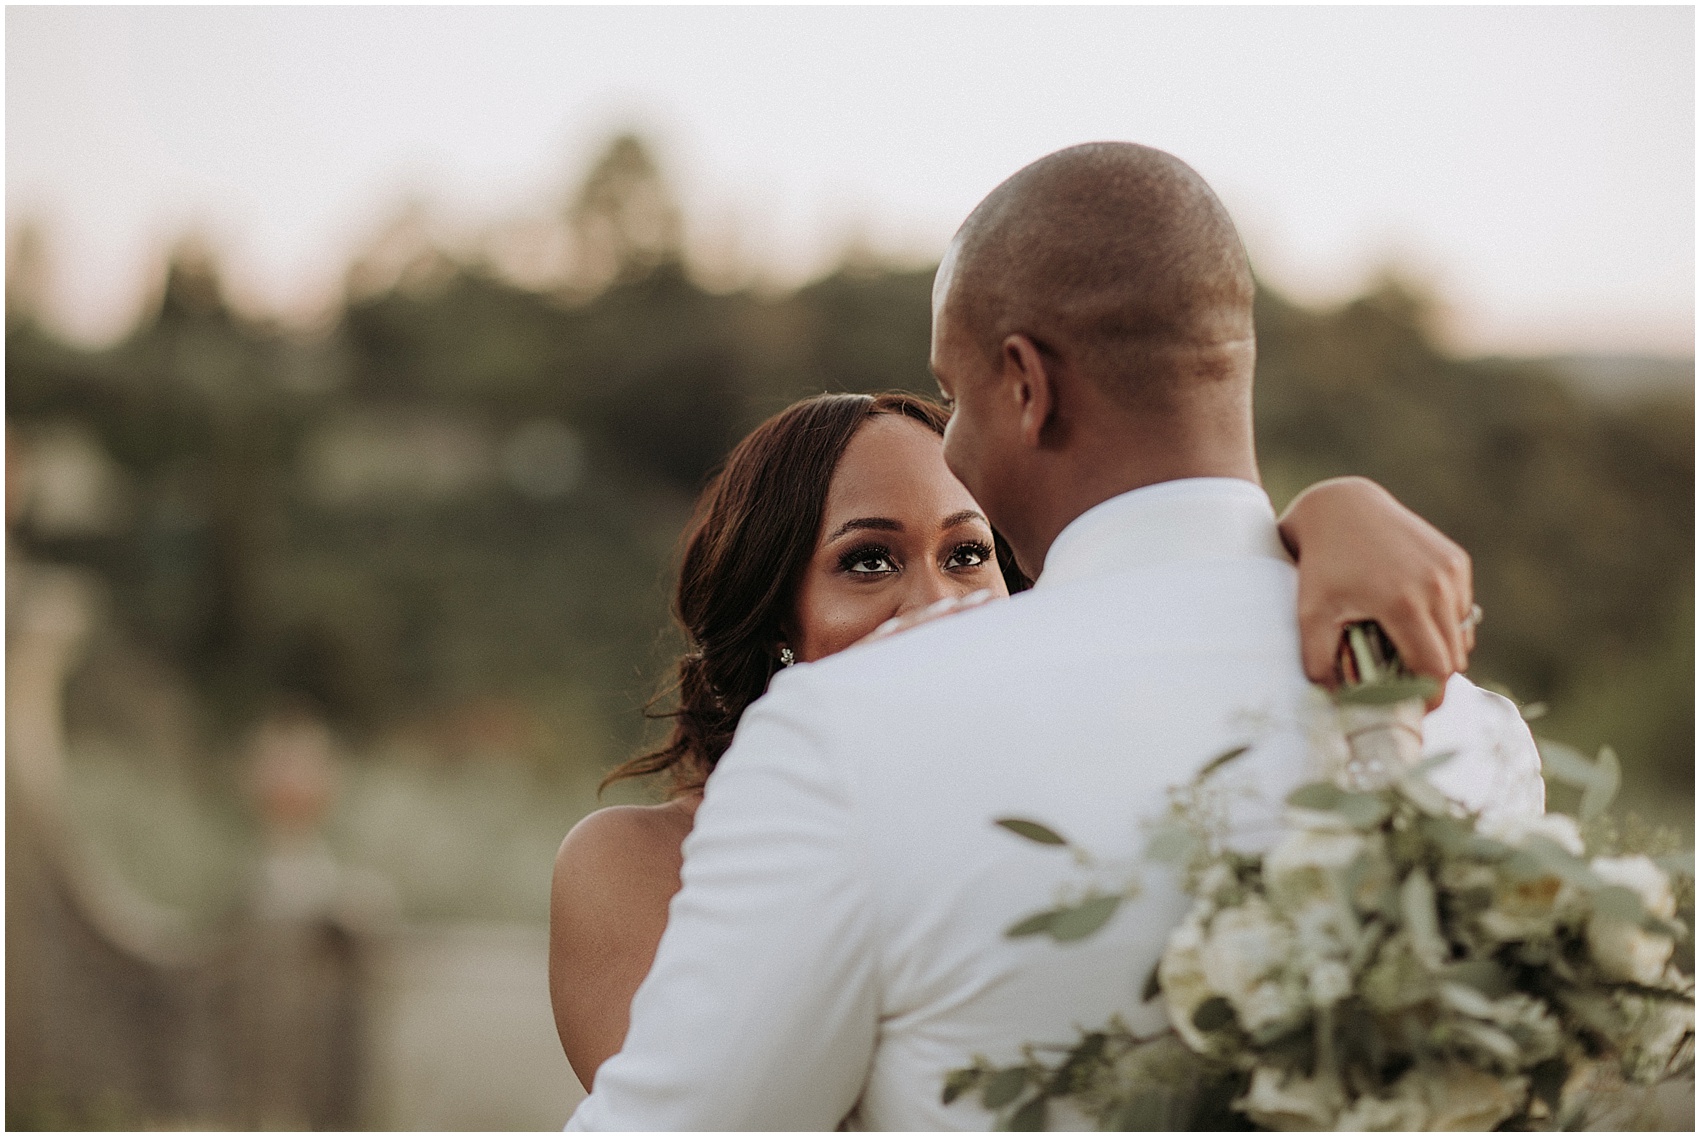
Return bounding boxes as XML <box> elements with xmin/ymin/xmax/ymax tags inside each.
<box><xmin>1585</xmin><ymin>855</ymin><xmax>1677</xmax><ymax>984</ymax></box>
<box><xmin>1159</xmin><ymin>904</ymin><xmax>1218</xmax><ymax>1053</ymax></box>
<box><xmin>1480</xmin><ymin>812</ymin><xmax>1585</xmax><ymax>856</ymax></box>
<box><xmin>1200</xmin><ymin>898</ymin><xmax>1291</xmax><ymax>1006</ymax></box>
<box><xmin>1265</xmin><ymin>828</ymin><xmax>1365</xmax><ymax>910</ymax></box>
<box><xmin>1235</xmin><ymin>1065</ymin><xmax>1339</xmax><ymax>1131</ymax></box>
<box><xmin>1237</xmin><ymin>979</ymin><xmax>1304</xmax><ymax>1036</ymax></box>
<box><xmin>1290</xmin><ymin>898</ymin><xmax>1359</xmax><ymax>964</ymax></box>
<box><xmin>1587</xmin><ymin>916</ymin><xmax>1674</xmax><ymax>985</ymax></box>
<box><xmin>1590</xmin><ymin>855</ymin><xmax>1677</xmax><ymax>920</ymax></box>
<box><xmin>1334</xmin><ymin>1091</ymin><xmax>1427</xmax><ymax>1131</ymax></box>
<box><xmin>1308</xmin><ymin>959</ymin><xmax>1352</xmax><ymax>1007</ymax></box>
<box><xmin>1397</xmin><ymin>1064</ymin><xmax>1528</xmax><ymax>1131</ymax></box>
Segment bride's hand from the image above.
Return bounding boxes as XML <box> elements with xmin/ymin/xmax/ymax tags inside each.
<box><xmin>1278</xmin><ymin>477</ymin><xmax>1474</xmax><ymax>709</ymax></box>
<box><xmin>853</xmin><ymin>589</ymin><xmax>998</xmax><ymax>648</ymax></box>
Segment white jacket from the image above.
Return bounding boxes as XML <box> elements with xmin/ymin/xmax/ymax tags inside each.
<box><xmin>568</xmin><ymin>477</ymin><xmax>1543</xmax><ymax>1131</ymax></box>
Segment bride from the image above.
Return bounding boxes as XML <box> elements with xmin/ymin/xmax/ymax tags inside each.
<box><xmin>548</xmin><ymin>390</ymin><xmax>1478</xmax><ymax>1089</ymax></box>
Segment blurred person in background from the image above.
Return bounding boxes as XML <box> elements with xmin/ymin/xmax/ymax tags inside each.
<box><xmin>549</xmin><ymin>389</ymin><xmax>1480</xmax><ymax>1091</ymax></box>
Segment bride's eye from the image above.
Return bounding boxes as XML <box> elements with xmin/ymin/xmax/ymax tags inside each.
<box><xmin>839</xmin><ymin>544</ymin><xmax>899</xmax><ymax>575</ymax></box>
<box><xmin>944</xmin><ymin>541</ymin><xmax>993</xmax><ymax>570</ymax></box>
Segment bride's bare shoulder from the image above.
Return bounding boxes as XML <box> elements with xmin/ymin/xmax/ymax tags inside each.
<box><xmin>553</xmin><ymin>801</ymin><xmax>695</xmax><ymax>904</ymax></box>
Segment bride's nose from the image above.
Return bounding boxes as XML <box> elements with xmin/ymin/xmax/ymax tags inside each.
<box><xmin>894</xmin><ymin>566</ymin><xmax>962</xmax><ymax>618</ymax></box>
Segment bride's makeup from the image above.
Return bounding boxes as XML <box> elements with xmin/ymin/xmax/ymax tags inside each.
<box><xmin>790</xmin><ymin>415</ymin><xmax>1008</xmax><ymax>662</ymax></box>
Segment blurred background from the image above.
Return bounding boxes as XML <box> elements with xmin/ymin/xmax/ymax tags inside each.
<box><xmin>6</xmin><ymin>6</ymin><xmax>1692</xmax><ymax>1130</ymax></box>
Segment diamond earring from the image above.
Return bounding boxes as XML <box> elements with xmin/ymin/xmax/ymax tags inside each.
<box><xmin>778</xmin><ymin>646</ymin><xmax>796</xmax><ymax>667</ymax></box>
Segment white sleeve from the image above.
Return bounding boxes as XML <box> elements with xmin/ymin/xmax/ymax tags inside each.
<box><xmin>1424</xmin><ymin>673</ymin><xmax>1546</xmax><ymax>821</ymax></box>
<box><xmin>566</xmin><ymin>677</ymin><xmax>880</xmax><ymax>1131</ymax></box>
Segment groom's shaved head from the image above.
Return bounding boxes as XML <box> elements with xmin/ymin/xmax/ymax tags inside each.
<box><xmin>942</xmin><ymin>142</ymin><xmax>1255</xmax><ymax>409</ymax></box>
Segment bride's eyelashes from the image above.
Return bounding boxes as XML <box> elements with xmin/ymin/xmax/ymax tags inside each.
<box><xmin>838</xmin><ymin>543</ymin><xmax>899</xmax><ymax>575</ymax></box>
<box><xmin>835</xmin><ymin>540</ymin><xmax>995</xmax><ymax>577</ymax></box>
<box><xmin>943</xmin><ymin>541</ymin><xmax>993</xmax><ymax>570</ymax></box>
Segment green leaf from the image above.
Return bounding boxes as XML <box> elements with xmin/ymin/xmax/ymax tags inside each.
<box><xmin>1537</xmin><ymin>738</ymin><xmax>1601</xmax><ymax>787</ymax></box>
<box><xmin>1401</xmin><ymin>868</ymin><xmax>1448</xmax><ymax>968</ymax></box>
<box><xmin>1006</xmin><ymin>1095</ymin><xmax>1047</xmax><ymax>1131</ymax></box>
<box><xmin>1287</xmin><ymin>782</ymin><xmax>1346</xmax><ymax>811</ymax></box>
<box><xmin>982</xmin><ymin>1066</ymin><xmax>1028</xmax><ymax>1110</ymax></box>
<box><xmin>1141</xmin><ymin>960</ymin><xmax>1162</xmax><ymax>1002</ymax></box>
<box><xmin>1113</xmin><ymin>1090</ymin><xmax>1172</xmax><ymax>1131</ymax></box>
<box><xmin>942</xmin><ymin>1066</ymin><xmax>982</xmax><ymax>1105</ymax></box>
<box><xmin>1418</xmin><ymin>813</ymin><xmax>1472</xmax><ymax>853</ymax></box>
<box><xmin>1144</xmin><ymin>822</ymin><xmax>1200</xmax><ymax>865</ymax></box>
<box><xmin>995</xmin><ymin>818</ymin><xmax>1067</xmax><ymax>846</ymax></box>
<box><xmin>1192</xmin><ymin>995</ymin><xmax>1236</xmax><ymax>1032</ymax></box>
<box><xmin>1579</xmin><ymin>746</ymin><xmax>1621</xmax><ymax>822</ymax></box>
<box><xmin>1397</xmin><ymin>773</ymin><xmax>1454</xmax><ymax>816</ymax></box>
<box><xmin>1006</xmin><ymin>909</ymin><xmax>1058</xmax><ymax>939</ymax></box>
<box><xmin>1049</xmin><ymin>895</ymin><xmax>1122</xmax><ymax>942</ymax></box>
<box><xmin>1337</xmin><ymin>791</ymin><xmax>1391</xmax><ymax>829</ymax></box>
<box><xmin>1441</xmin><ymin>960</ymin><xmax>1514</xmax><ymax>999</ymax></box>
<box><xmin>1520</xmin><ymin>702</ymin><xmax>1549</xmax><ymax>722</ymax></box>
<box><xmin>1530</xmin><ymin>1058</ymin><xmax>1568</xmax><ymax>1110</ymax></box>
<box><xmin>1592</xmin><ymin>884</ymin><xmax>1646</xmax><ymax>923</ymax></box>
<box><xmin>1195</xmin><ymin>745</ymin><xmax>1251</xmax><ymax>783</ymax></box>
<box><xmin>1410</xmin><ymin>749</ymin><xmax>1458</xmax><ymax>777</ymax></box>
<box><xmin>1335</xmin><ymin>676</ymin><xmax>1439</xmax><ymax>706</ymax></box>
<box><xmin>1655</xmin><ymin>852</ymin><xmax>1695</xmax><ymax>878</ymax></box>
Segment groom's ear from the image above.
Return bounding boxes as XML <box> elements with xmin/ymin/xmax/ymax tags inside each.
<box><xmin>1000</xmin><ymin>333</ymin><xmax>1056</xmax><ymax>449</ymax></box>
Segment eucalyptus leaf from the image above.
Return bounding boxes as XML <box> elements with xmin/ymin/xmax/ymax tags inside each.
<box><xmin>1655</xmin><ymin>851</ymin><xmax>1695</xmax><ymax>878</ymax></box>
<box><xmin>1520</xmin><ymin>702</ymin><xmax>1549</xmax><ymax>722</ymax></box>
<box><xmin>1592</xmin><ymin>884</ymin><xmax>1646</xmax><ymax>924</ymax></box>
<box><xmin>1410</xmin><ymin>749</ymin><xmax>1458</xmax><ymax>777</ymax></box>
<box><xmin>982</xmin><ymin>1066</ymin><xmax>1028</xmax><ymax>1110</ymax></box>
<box><xmin>1195</xmin><ymin>745</ymin><xmax>1251</xmax><ymax>783</ymax></box>
<box><xmin>1537</xmin><ymin>738</ymin><xmax>1602</xmax><ymax>788</ymax></box>
<box><xmin>1397</xmin><ymin>774</ymin><xmax>1453</xmax><ymax>816</ymax></box>
<box><xmin>1337</xmin><ymin>791</ymin><xmax>1391</xmax><ymax>829</ymax></box>
<box><xmin>1287</xmin><ymin>782</ymin><xmax>1346</xmax><ymax>812</ymax></box>
<box><xmin>1114</xmin><ymin>1090</ymin><xmax>1172</xmax><ymax>1131</ymax></box>
<box><xmin>1006</xmin><ymin>910</ymin><xmax>1059</xmax><ymax>939</ymax></box>
<box><xmin>1442</xmin><ymin>959</ymin><xmax>1514</xmax><ymax>999</ymax></box>
<box><xmin>1578</xmin><ymin>746</ymin><xmax>1620</xmax><ymax>822</ymax></box>
<box><xmin>996</xmin><ymin>818</ymin><xmax>1068</xmax><ymax>846</ymax></box>
<box><xmin>942</xmin><ymin>1066</ymin><xmax>982</xmax><ymax>1105</ymax></box>
<box><xmin>1192</xmin><ymin>996</ymin><xmax>1236</xmax><ymax>1032</ymax></box>
<box><xmin>1144</xmin><ymin>823</ymin><xmax>1200</xmax><ymax>865</ymax></box>
<box><xmin>1401</xmin><ymin>867</ymin><xmax>1448</xmax><ymax>969</ymax></box>
<box><xmin>1049</xmin><ymin>895</ymin><xmax>1122</xmax><ymax>942</ymax></box>
<box><xmin>1335</xmin><ymin>676</ymin><xmax>1438</xmax><ymax>706</ymax></box>
<box><xmin>1418</xmin><ymin>813</ymin><xmax>1471</xmax><ymax>853</ymax></box>
<box><xmin>1006</xmin><ymin>1095</ymin><xmax>1047</xmax><ymax>1131</ymax></box>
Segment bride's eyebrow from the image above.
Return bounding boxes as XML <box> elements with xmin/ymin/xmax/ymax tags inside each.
<box><xmin>939</xmin><ymin>509</ymin><xmax>987</xmax><ymax>530</ymax></box>
<box><xmin>827</xmin><ymin>517</ymin><xmax>902</xmax><ymax>542</ymax></box>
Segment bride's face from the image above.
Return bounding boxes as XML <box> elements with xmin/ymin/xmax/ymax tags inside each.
<box><xmin>789</xmin><ymin>414</ymin><xmax>1009</xmax><ymax>663</ymax></box>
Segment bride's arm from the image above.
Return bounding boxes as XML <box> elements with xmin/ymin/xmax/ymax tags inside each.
<box><xmin>1277</xmin><ymin>476</ymin><xmax>1474</xmax><ymax>704</ymax></box>
<box><xmin>549</xmin><ymin>806</ymin><xmax>688</xmax><ymax>1090</ymax></box>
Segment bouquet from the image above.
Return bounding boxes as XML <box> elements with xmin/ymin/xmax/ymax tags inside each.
<box><xmin>945</xmin><ymin>625</ymin><xmax>1694</xmax><ymax>1130</ymax></box>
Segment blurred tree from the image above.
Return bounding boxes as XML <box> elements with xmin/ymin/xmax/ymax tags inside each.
<box><xmin>566</xmin><ymin>133</ymin><xmax>685</xmax><ymax>295</ymax></box>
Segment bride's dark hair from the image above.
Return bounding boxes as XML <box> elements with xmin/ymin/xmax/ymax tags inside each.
<box><xmin>603</xmin><ymin>391</ymin><xmax>1029</xmax><ymax>797</ymax></box>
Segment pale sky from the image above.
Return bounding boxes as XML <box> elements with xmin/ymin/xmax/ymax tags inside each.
<box><xmin>6</xmin><ymin>5</ymin><xmax>1694</xmax><ymax>356</ymax></box>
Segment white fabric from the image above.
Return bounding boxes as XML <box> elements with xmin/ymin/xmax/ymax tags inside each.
<box><xmin>567</xmin><ymin>477</ymin><xmax>1544</xmax><ymax>1131</ymax></box>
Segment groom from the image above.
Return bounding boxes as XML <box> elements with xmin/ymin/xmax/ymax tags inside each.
<box><xmin>568</xmin><ymin>143</ymin><xmax>1542</xmax><ymax>1129</ymax></box>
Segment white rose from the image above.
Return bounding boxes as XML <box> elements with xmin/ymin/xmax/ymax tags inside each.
<box><xmin>1401</xmin><ymin>1064</ymin><xmax>1527</xmax><ymax>1131</ymax></box>
<box><xmin>1590</xmin><ymin>855</ymin><xmax>1677</xmax><ymax>919</ymax></box>
<box><xmin>1200</xmin><ymin>898</ymin><xmax>1292</xmax><ymax>1006</ymax></box>
<box><xmin>1265</xmin><ymin>828</ymin><xmax>1365</xmax><ymax>910</ymax></box>
<box><xmin>1308</xmin><ymin>959</ymin><xmax>1352</xmax><ymax>1007</ymax></box>
<box><xmin>1235</xmin><ymin>1066</ymin><xmax>1339</xmax><ymax>1131</ymax></box>
<box><xmin>1480</xmin><ymin>812</ymin><xmax>1585</xmax><ymax>856</ymax></box>
<box><xmin>1237</xmin><ymin>978</ymin><xmax>1305</xmax><ymax>1036</ymax></box>
<box><xmin>1587</xmin><ymin>916</ymin><xmax>1674</xmax><ymax>985</ymax></box>
<box><xmin>1159</xmin><ymin>904</ymin><xmax>1218</xmax><ymax>1053</ymax></box>
<box><xmin>1335</xmin><ymin>1091</ymin><xmax>1428</xmax><ymax>1131</ymax></box>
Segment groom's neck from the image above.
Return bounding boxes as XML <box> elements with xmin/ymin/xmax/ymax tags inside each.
<box><xmin>1016</xmin><ymin>409</ymin><xmax>1260</xmax><ymax>578</ymax></box>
